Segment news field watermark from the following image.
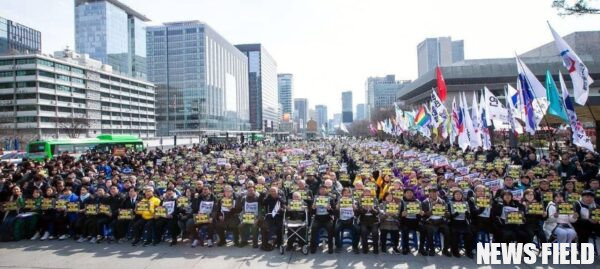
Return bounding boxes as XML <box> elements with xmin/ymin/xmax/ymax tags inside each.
<box><xmin>477</xmin><ymin>243</ymin><xmax>595</xmax><ymax>265</ymax></box>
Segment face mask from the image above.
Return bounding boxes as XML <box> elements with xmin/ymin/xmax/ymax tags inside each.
<box><xmin>80</xmin><ymin>193</ymin><xmax>90</xmax><ymax>201</ymax></box>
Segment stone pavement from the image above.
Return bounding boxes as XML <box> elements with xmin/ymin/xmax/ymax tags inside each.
<box><xmin>0</xmin><ymin>240</ymin><xmax>598</xmax><ymax>269</ymax></box>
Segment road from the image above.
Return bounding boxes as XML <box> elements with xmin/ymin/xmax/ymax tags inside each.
<box><xmin>0</xmin><ymin>240</ymin><xmax>598</xmax><ymax>269</ymax></box>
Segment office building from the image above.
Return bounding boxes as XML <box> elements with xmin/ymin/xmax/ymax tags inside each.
<box><xmin>332</xmin><ymin>113</ymin><xmax>342</xmax><ymax>129</ymax></box>
<box><xmin>0</xmin><ymin>49</ymin><xmax>156</xmax><ymax>140</ymax></box>
<box><xmin>342</xmin><ymin>91</ymin><xmax>353</xmax><ymax>123</ymax></box>
<box><xmin>417</xmin><ymin>37</ymin><xmax>464</xmax><ymax>77</ymax></box>
<box><xmin>365</xmin><ymin>75</ymin><xmax>410</xmax><ymax>120</ymax></box>
<box><xmin>75</xmin><ymin>0</ymin><xmax>149</xmax><ymax>78</ymax></box>
<box><xmin>278</xmin><ymin>73</ymin><xmax>293</xmax><ymax>119</ymax></box>
<box><xmin>315</xmin><ymin>105</ymin><xmax>327</xmax><ymax>129</ymax></box>
<box><xmin>0</xmin><ymin>16</ymin><xmax>41</xmax><ymax>55</ymax></box>
<box><xmin>147</xmin><ymin>21</ymin><xmax>250</xmax><ymax>135</ymax></box>
<box><xmin>355</xmin><ymin>103</ymin><xmax>366</xmax><ymax>121</ymax></box>
<box><xmin>293</xmin><ymin>98</ymin><xmax>308</xmax><ymax>129</ymax></box>
<box><xmin>235</xmin><ymin>44</ymin><xmax>278</xmax><ymax>131</ymax></box>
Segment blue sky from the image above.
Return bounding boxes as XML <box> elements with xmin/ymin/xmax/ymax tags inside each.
<box><xmin>3</xmin><ymin>0</ymin><xmax>600</xmax><ymax>119</ymax></box>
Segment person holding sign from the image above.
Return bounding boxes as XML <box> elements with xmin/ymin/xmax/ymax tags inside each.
<box><xmin>0</xmin><ymin>186</ymin><xmax>24</xmax><ymax>241</ymax></box>
<box><xmin>114</xmin><ymin>188</ymin><xmax>139</xmax><ymax>243</ymax></box>
<box><xmin>38</xmin><ymin>187</ymin><xmax>58</xmax><ymax>241</ymax></box>
<box><xmin>236</xmin><ymin>185</ymin><xmax>262</xmax><ymax>248</ymax></box>
<box><xmin>309</xmin><ymin>185</ymin><xmax>335</xmax><ymax>254</ymax></box>
<box><xmin>399</xmin><ymin>188</ymin><xmax>423</xmax><ymax>255</ymax></box>
<box><xmin>131</xmin><ymin>186</ymin><xmax>160</xmax><ymax>246</ymax></box>
<box><xmin>154</xmin><ymin>188</ymin><xmax>179</xmax><ymax>246</ymax></box>
<box><xmin>215</xmin><ymin>185</ymin><xmax>240</xmax><ymax>247</ymax></box>
<box><xmin>260</xmin><ymin>187</ymin><xmax>286</xmax><ymax>251</ymax></box>
<box><xmin>521</xmin><ymin>189</ymin><xmax>547</xmax><ymax>245</ymax></box>
<box><xmin>74</xmin><ymin>186</ymin><xmax>93</xmax><ymax>242</ymax></box>
<box><xmin>421</xmin><ymin>188</ymin><xmax>451</xmax><ymax>257</ymax></box>
<box><xmin>378</xmin><ymin>192</ymin><xmax>400</xmax><ymax>254</ymax></box>
<box><xmin>491</xmin><ymin>191</ymin><xmax>527</xmax><ymax>243</ymax></box>
<box><xmin>188</xmin><ymin>186</ymin><xmax>217</xmax><ymax>248</ymax></box>
<box><xmin>357</xmin><ymin>187</ymin><xmax>380</xmax><ymax>254</ymax></box>
<box><xmin>334</xmin><ymin>187</ymin><xmax>359</xmax><ymax>254</ymax></box>
<box><xmin>24</xmin><ymin>189</ymin><xmax>43</xmax><ymax>241</ymax></box>
<box><xmin>543</xmin><ymin>192</ymin><xmax>578</xmax><ymax>243</ymax></box>
<box><xmin>573</xmin><ymin>190</ymin><xmax>598</xmax><ymax>253</ymax></box>
<box><xmin>447</xmin><ymin>189</ymin><xmax>473</xmax><ymax>258</ymax></box>
<box><xmin>469</xmin><ymin>185</ymin><xmax>492</xmax><ymax>250</ymax></box>
<box><xmin>284</xmin><ymin>191</ymin><xmax>308</xmax><ymax>252</ymax></box>
<box><xmin>53</xmin><ymin>187</ymin><xmax>79</xmax><ymax>241</ymax></box>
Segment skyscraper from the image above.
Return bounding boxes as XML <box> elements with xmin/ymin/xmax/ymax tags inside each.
<box><xmin>341</xmin><ymin>91</ymin><xmax>353</xmax><ymax>123</ymax></box>
<box><xmin>235</xmin><ymin>44</ymin><xmax>278</xmax><ymax>131</ymax></box>
<box><xmin>355</xmin><ymin>103</ymin><xmax>366</xmax><ymax>121</ymax></box>
<box><xmin>365</xmin><ymin>75</ymin><xmax>410</xmax><ymax>120</ymax></box>
<box><xmin>147</xmin><ymin>21</ymin><xmax>250</xmax><ymax>135</ymax></box>
<box><xmin>75</xmin><ymin>0</ymin><xmax>149</xmax><ymax>78</ymax></box>
<box><xmin>293</xmin><ymin>98</ymin><xmax>308</xmax><ymax>129</ymax></box>
<box><xmin>315</xmin><ymin>105</ymin><xmax>327</xmax><ymax>129</ymax></box>
<box><xmin>0</xmin><ymin>16</ymin><xmax>41</xmax><ymax>55</ymax></box>
<box><xmin>277</xmin><ymin>73</ymin><xmax>293</xmax><ymax>119</ymax></box>
<box><xmin>417</xmin><ymin>37</ymin><xmax>464</xmax><ymax>77</ymax></box>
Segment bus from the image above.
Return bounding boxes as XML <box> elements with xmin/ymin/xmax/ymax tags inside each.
<box><xmin>26</xmin><ymin>134</ymin><xmax>144</xmax><ymax>161</ymax></box>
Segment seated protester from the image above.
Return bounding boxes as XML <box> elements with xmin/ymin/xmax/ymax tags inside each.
<box><xmin>131</xmin><ymin>186</ymin><xmax>160</xmax><ymax>246</ymax></box>
<box><xmin>0</xmin><ymin>186</ymin><xmax>25</xmax><ymax>241</ymax></box>
<box><xmin>114</xmin><ymin>187</ymin><xmax>139</xmax><ymax>243</ymax></box>
<box><xmin>562</xmin><ymin>179</ymin><xmax>578</xmax><ymax>203</ymax></box>
<box><xmin>469</xmin><ymin>185</ymin><xmax>493</xmax><ymax>247</ymax></box>
<box><xmin>447</xmin><ymin>189</ymin><xmax>474</xmax><ymax>258</ymax></box>
<box><xmin>260</xmin><ymin>186</ymin><xmax>286</xmax><ymax>251</ymax></box>
<box><xmin>215</xmin><ymin>185</ymin><xmax>239</xmax><ymax>247</ymax></box>
<box><xmin>38</xmin><ymin>187</ymin><xmax>58</xmax><ymax>241</ymax></box>
<box><xmin>399</xmin><ymin>188</ymin><xmax>423</xmax><ymax>255</ymax></box>
<box><xmin>188</xmin><ymin>186</ymin><xmax>217</xmax><ymax>248</ymax></box>
<box><xmin>102</xmin><ymin>185</ymin><xmax>123</xmax><ymax>243</ymax></box>
<box><xmin>543</xmin><ymin>192</ymin><xmax>578</xmax><ymax>243</ymax></box>
<box><xmin>517</xmin><ymin>175</ymin><xmax>532</xmax><ymax>190</ymax></box>
<box><xmin>334</xmin><ymin>187</ymin><xmax>359</xmax><ymax>254</ymax></box>
<box><xmin>521</xmin><ymin>189</ymin><xmax>547</xmax><ymax>244</ymax></box>
<box><xmin>309</xmin><ymin>185</ymin><xmax>336</xmax><ymax>254</ymax></box>
<box><xmin>236</xmin><ymin>185</ymin><xmax>262</xmax><ymax>248</ymax></box>
<box><xmin>92</xmin><ymin>187</ymin><xmax>114</xmax><ymax>243</ymax></box>
<box><xmin>154</xmin><ymin>187</ymin><xmax>178</xmax><ymax>246</ymax></box>
<box><xmin>74</xmin><ymin>186</ymin><xmax>93</xmax><ymax>242</ymax></box>
<box><xmin>285</xmin><ymin>191</ymin><xmax>308</xmax><ymax>251</ymax></box>
<box><xmin>26</xmin><ymin>189</ymin><xmax>43</xmax><ymax>240</ymax></box>
<box><xmin>573</xmin><ymin>190</ymin><xmax>598</xmax><ymax>251</ymax></box>
<box><xmin>422</xmin><ymin>187</ymin><xmax>451</xmax><ymax>257</ymax></box>
<box><xmin>56</xmin><ymin>187</ymin><xmax>79</xmax><ymax>240</ymax></box>
<box><xmin>379</xmin><ymin>192</ymin><xmax>400</xmax><ymax>254</ymax></box>
<box><xmin>493</xmin><ymin>176</ymin><xmax>517</xmax><ymax>200</ymax></box>
<box><xmin>588</xmin><ymin>178</ymin><xmax>600</xmax><ymax>205</ymax></box>
<box><xmin>357</xmin><ymin>187</ymin><xmax>380</xmax><ymax>254</ymax></box>
<box><xmin>535</xmin><ymin>179</ymin><xmax>554</xmax><ymax>206</ymax></box>
<box><xmin>491</xmin><ymin>190</ymin><xmax>527</xmax><ymax>243</ymax></box>
<box><xmin>176</xmin><ymin>188</ymin><xmax>193</xmax><ymax>242</ymax></box>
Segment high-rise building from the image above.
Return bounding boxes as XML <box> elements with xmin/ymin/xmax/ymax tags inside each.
<box><xmin>147</xmin><ymin>21</ymin><xmax>250</xmax><ymax>135</ymax></box>
<box><xmin>277</xmin><ymin>73</ymin><xmax>293</xmax><ymax>119</ymax></box>
<box><xmin>0</xmin><ymin>50</ymin><xmax>156</xmax><ymax>140</ymax></box>
<box><xmin>315</xmin><ymin>105</ymin><xmax>327</xmax><ymax>129</ymax></box>
<box><xmin>235</xmin><ymin>44</ymin><xmax>278</xmax><ymax>131</ymax></box>
<box><xmin>75</xmin><ymin>0</ymin><xmax>149</xmax><ymax>78</ymax></box>
<box><xmin>341</xmin><ymin>91</ymin><xmax>353</xmax><ymax>123</ymax></box>
<box><xmin>332</xmin><ymin>113</ymin><xmax>342</xmax><ymax>129</ymax></box>
<box><xmin>0</xmin><ymin>16</ymin><xmax>41</xmax><ymax>55</ymax></box>
<box><xmin>293</xmin><ymin>98</ymin><xmax>308</xmax><ymax>129</ymax></box>
<box><xmin>365</xmin><ymin>75</ymin><xmax>410</xmax><ymax>120</ymax></box>
<box><xmin>355</xmin><ymin>103</ymin><xmax>366</xmax><ymax>121</ymax></box>
<box><xmin>417</xmin><ymin>37</ymin><xmax>464</xmax><ymax>77</ymax></box>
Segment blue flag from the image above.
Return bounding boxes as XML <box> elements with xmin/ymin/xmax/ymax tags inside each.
<box><xmin>545</xmin><ymin>70</ymin><xmax>569</xmax><ymax>123</ymax></box>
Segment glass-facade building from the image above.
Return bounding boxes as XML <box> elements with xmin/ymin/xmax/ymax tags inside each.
<box><xmin>147</xmin><ymin>21</ymin><xmax>250</xmax><ymax>135</ymax></box>
<box><xmin>293</xmin><ymin>98</ymin><xmax>308</xmax><ymax>129</ymax></box>
<box><xmin>74</xmin><ymin>0</ymin><xmax>149</xmax><ymax>78</ymax></box>
<box><xmin>0</xmin><ymin>16</ymin><xmax>41</xmax><ymax>55</ymax></box>
<box><xmin>315</xmin><ymin>105</ymin><xmax>327</xmax><ymax>129</ymax></box>
<box><xmin>277</xmin><ymin>73</ymin><xmax>293</xmax><ymax>119</ymax></box>
<box><xmin>365</xmin><ymin>75</ymin><xmax>410</xmax><ymax>120</ymax></box>
<box><xmin>342</xmin><ymin>91</ymin><xmax>353</xmax><ymax>123</ymax></box>
<box><xmin>235</xmin><ymin>44</ymin><xmax>278</xmax><ymax>131</ymax></box>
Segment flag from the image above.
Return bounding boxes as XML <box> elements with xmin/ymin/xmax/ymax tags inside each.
<box><xmin>470</xmin><ymin>92</ymin><xmax>483</xmax><ymax>148</ymax></box>
<box><xmin>340</xmin><ymin>123</ymin><xmax>349</xmax><ymax>133</ymax></box>
<box><xmin>483</xmin><ymin>87</ymin><xmax>509</xmax><ymax>127</ymax></box>
<box><xmin>480</xmin><ymin>92</ymin><xmax>492</xmax><ymax>150</ymax></box>
<box><xmin>545</xmin><ymin>70</ymin><xmax>569</xmax><ymax>123</ymax></box>
<box><xmin>414</xmin><ymin>106</ymin><xmax>431</xmax><ymax>127</ymax></box>
<box><xmin>436</xmin><ymin>66</ymin><xmax>447</xmax><ymax>102</ymax></box>
<box><xmin>430</xmin><ymin>90</ymin><xmax>448</xmax><ymax>128</ymax></box>
<box><xmin>504</xmin><ymin>86</ymin><xmax>520</xmax><ymax>137</ymax></box>
<box><xmin>506</xmin><ymin>84</ymin><xmax>525</xmax><ymax>129</ymax></box>
<box><xmin>549</xmin><ymin>22</ymin><xmax>594</xmax><ymax>105</ymax></box>
<box><xmin>560</xmin><ymin>72</ymin><xmax>594</xmax><ymax>152</ymax></box>
<box><xmin>516</xmin><ymin>56</ymin><xmax>549</xmax><ymax>134</ymax></box>
<box><xmin>457</xmin><ymin>93</ymin><xmax>471</xmax><ymax>151</ymax></box>
<box><xmin>450</xmin><ymin>96</ymin><xmax>460</xmax><ymax>144</ymax></box>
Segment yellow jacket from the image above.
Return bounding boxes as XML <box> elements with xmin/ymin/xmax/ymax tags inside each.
<box><xmin>140</xmin><ymin>196</ymin><xmax>161</xmax><ymax>220</ymax></box>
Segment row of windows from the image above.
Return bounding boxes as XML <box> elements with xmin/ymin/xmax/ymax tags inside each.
<box><xmin>99</xmin><ymin>82</ymin><xmax>154</xmax><ymax>97</ymax></box>
<box><xmin>100</xmin><ymin>110</ymin><xmax>155</xmax><ymax>119</ymax></box>
<box><xmin>100</xmin><ymin>120</ymin><xmax>154</xmax><ymax>126</ymax></box>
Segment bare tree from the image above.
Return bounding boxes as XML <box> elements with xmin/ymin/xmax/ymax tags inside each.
<box><xmin>57</xmin><ymin>117</ymin><xmax>90</xmax><ymax>139</ymax></box>
<box><xmin>370</xmin><ymin>107</ymin><xmax>395</xmax><ymax>124</ymax></box>
<box><xmin>348</xmin><ymin>120</ymin><xmax>371</xmax><ymax>137</ymax></box>
<box><xmin>553</xmin><ymin>0</ymin><xmax>600</xmax><ymax>15</ymax></box>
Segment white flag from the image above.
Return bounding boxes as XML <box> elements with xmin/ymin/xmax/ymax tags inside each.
<box><xmin>458</xmin><ymin>92</ymin><xmax>474</xmax><ymax>151</ymax></box>
<box><xmin>340</xmin><ymin>123</ymin><xmax>349</xmax><ymax>133</ymax></box>
<box><xmin>430</xmin><ymin>90</ymin><xmax>448</xmax><ymax>128</ymax></box>
<box><xmin>516</xmin><ymin>56</ymin><xmax>549</xmax><ymax>134</ymax></box>
<box><xmin>559</xmin><ymin>72</ymin><xmax>594</xmax><ymax>152</ymax></box>
<box><xmin>470</xmin><ymin>92</ymin><xmax>483</xmax><ymax>148</ymax></box>
<box><xmin>549</xmin><ymin>22</ymin><xmax>594</xmax><ymax>106</ymax></box>
<box><xmin>483</xmin><ymin>87</ymin><xmax>509</xmax><ymax>126</ymax></box>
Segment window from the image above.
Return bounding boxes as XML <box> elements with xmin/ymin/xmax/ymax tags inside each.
<box><xmin>39</xmin><ymin>94</ymin><xmax>54</xmax><ymax>100</ymax></box>
<box><xmin>0</xmin><ymin>94</ymin><xmax>12</xmax><ymax>100</ymax></box>
<box><xmin>55</xmin><ymin>63</ymin><xmax>70</xmax><ymax>71</ymax></box>
<box><xmin>38</xmin><ymin>70</ymin><xmax>55</xmax><ymax>78</ymax></box>
<box><xmin>36</xmin><ymin>59</ymin><xmax>54</xmax><ymax>67</ymax></box>
<box><xmin>0</xmin><ymin>106</ymin><xmax>13</xmax><ymax>112</ymax></box>
<box><xmin>16</xmin><ymin>70</ymin><xmax>36</xmax><ymax>76</ymax></box>
<box><xmin>0</xmin><ymin>71</ymin><xmax>13</xmax><ymax>77</ymax></box>
<box><xmin>16</xmin><ymin>93</ymin><xmax>36</xmax><ymax>99</ymax></box>
<box><xmin>16</xmin><ymin>81</ymin><xmax>36</xmax><ymax>88</ymax></box>
<box><xmin>57</xmin><ymin>75</ymin><xmax>70</xmax><ymax>82</ymax></box>
<box><xmin>57</xmin><ymin>96</ymin><xmax>71</xmax><ymax>102</ymax></box>
<box><xmin>71</xmin><ymin>68</ymin><xmax>84</xmax><ymax>75</ymax></box>
<box><xmin>73</xmin><ymin>108</ymin><xmax>86</xmax><ymax>114</ymax></box>
<box><xmin>71</xmin><ymin>77</ymin><xmax>84</xmax><ymax>84</ymax></box>
<box><xmin>16</xmin><ymin>116</ymin><xmax>36</xmax><ymax>123</ymax></box>
<box><xmin>40</xmin><ymin>105</ymin><xmax>54</xmax><ymax>111</ymax></box>
<box><xmin>39</xmin><ymin>82</ymin><xmax>55</xmax><ymax>89</ymax></box>
<box><xmin>72</xmin><ymin>88</ymin><xmax>85</xmax><ymax>94</ymax></box>
<box><xmin>73</xmin><ymin>98</ymin><xmax>86</xmax><ymax>104</ymax></box>
<box><xmin>0</xmin><ymin>60</ymin><xmax>13</xmax><ymax>66</ymax></box>
<box><xmin>101</xmin><ymin>111</ymin><xmax>110</xmax><ymax>116</ymax></box>
<box><xmin>40</xmin><ymin>117</ymin><xmax>54</xmax><ymax>122</ymax></box>
<box><xmin>0</xmin><ymin>83</ymin><xmax>14</xmax><ymax>89</ymax></box>
<box><xmin>56</xmin><ymin>85</ymin><xmax>70</xmax><ymax>92</ymax></box>
<box><xmin>16</xmin><ymin>58</ymin><xmax>35</xmax><ymax>65</ymax></box>
<box><xmin>58</xmin><ymin>107</ymin><xmax>71</xmax><ymax>113</ymax></box>
<box><xmin>17</xmin><ymin>105</ymin><xmax>36</xmax><ymax>111</ymax></box>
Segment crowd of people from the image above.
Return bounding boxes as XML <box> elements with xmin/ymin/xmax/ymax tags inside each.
<box><xmin>1</xmin><ymin>137</ymin><xmax>599</xmax><ymax>259</ymax></box>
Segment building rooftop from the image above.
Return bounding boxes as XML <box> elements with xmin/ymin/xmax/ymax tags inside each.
<box><xmin>76</xmin><ymin>0</ymin><xmax>150</xmax><ymax>21</ymax></box>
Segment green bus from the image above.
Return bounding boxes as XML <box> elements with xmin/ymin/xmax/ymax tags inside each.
<box><xmin>26</xmin><ymin>134</ymin><xmax>144</xmax><ymax>161</ymax></box>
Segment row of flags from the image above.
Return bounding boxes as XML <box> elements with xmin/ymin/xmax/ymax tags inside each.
<box><xmin>370</xmin><ymin>22</ymin><xmax>595</xmax><ymax>152</ymax></box>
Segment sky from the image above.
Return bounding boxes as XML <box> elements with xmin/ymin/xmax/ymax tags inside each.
<box><xmin>3</xmin><ymin>0</ymin><xmax>600</xmax><ymax>119</ymax></box>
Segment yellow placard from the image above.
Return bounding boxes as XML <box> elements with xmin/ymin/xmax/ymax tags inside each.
<box><xmin>386</xmin><ymin>203</ymin><xmax>399</xmax><ymax>215</ymax></box>
<box><xmin>25</xmin><ymin>199</ymin><xmax>36</xmax><ymax>210</ymax></box>
<box><xmin>155</xmin><ymin>206</ymin><xmax>167</xmax><ymax>218</ymax></box>
<box><xmin>118</xmin><ymin>209</ymin><xmax>133</xmax><ymax>220</ymax></box>
<box><xmin>453</xmin><ymin>202</ymin><xmax>467</xmax><ymax>214</ymax></box>
<box><xmin>242</xmin><ymin>213</ymin><xmax>255</xmax><ymax>224</ymax></box>
<box><xmin>592</xmin><ymin>209</ymin><xmax>600</xmax><ymax>222</ymax></box>
<box><xmin>2</xmin><ymin>201</ymin><xmax>17</xmax><ymax>211</ymax></box>
<box><xmin>550</xmin><ymin>181</ymin><xmax>561</xmax><ymax>191</ymax></box>
<box><xmin>256</xmin><ymin>184</ymin><xmax>265</xmax><ymax>193</ymax></box>
<box><xmin>406</xmin><ymin>202</ymin><xmax>420</xmax><ymax>215</ymax></box>
<box><xmin>195</xmin><ymin>213</ymin><xmax>210</xmax><ymax>224</ymax></box>
<box><xmin>55</xmin><ymin>200</ymin><xmax>67</xmax><ymax>210</ymax></box>
<box><xmin>177</xmin><ymin>197</ymin><xmax>189</xmax><ymax>208</ymax></box>
<box><xmin>316</xmin><ymin>196</ymin><xmax>329</xmax><ymax>207</ymax></box>
<box><xmin>221</xmin><ymin>198</ymin><xmax>233</xmax><ymax>209</ymax></box>
<box><xmin>339</xmin><ymin>174</ymin><xmax>349</xmax><ymax>182</ymax></box>
<box><xmin>289</xmin><ymin>200</ymin><xmax>303</xmax><ymax>211</ymax></box>
<box><xmin>542</xmin><ymin>192</ymin><xmax>553</xmax><ymax>203</ymax></box>
<box><xmin>567</xmin><ymin>193</ymin><xmax>581</xmax><ymax>204</ymax></box>
<box><xmin>41</xmin><ymin>198</ymin><xmax>53</xmax><ymax>210</ymax></box>
<box><xmin>476</xmin><ymin>197</ymin><xmax>489</xmax><ymax>208</ymax></box>
<box><xmin>527</xmin><ymin>203</ymin><xmax>544</xmax><ymax>215</ymax></box>
<box><xmin>99</xmin><ymin>204</ymin><xmax>111</xmax><ymax>215</ymax></box>
<box><xmin>361</xmin><ymin>197</ymin><xmax>374</xmax><ymax>207</ymax></box>
<box><xmin>558</xmin><ymin>203</ymin><xmax>574</xmax><ymax>215</ymax></box>
<box><xmin>507</xmin><ymin>212</ymin><xmax>523</xmax><ymax>224</ymax></box>
<box><xmin>85</xmin><ymin>204</ymin><xmax>98</xmax><ymax>215</ymax></box>
<box><xmin>340</xmin><ymin>197</ymin><xmax>353</xmax><ymax>208</ymax></box>
<box><xmin>135</xmin><ymin>201</ymin><xmax>149</xmax><ymax>215</ymax></box>
<box><xmin>66</xmin><ymin>202</ymin><xmax>79</xmax><ymax>212</ymax></box>
<box><xmin>432</xmin><ymin>204</ymin><xmax>445</xmax><ymax>216</ymax></box>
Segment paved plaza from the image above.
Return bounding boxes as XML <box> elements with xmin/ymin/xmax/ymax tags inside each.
<box><xmin>0</xmin><ymin>241</ymin><xmax>599</xmax><ymax>269</ymax></box>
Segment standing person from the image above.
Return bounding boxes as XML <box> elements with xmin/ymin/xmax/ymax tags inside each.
<box><xmin>379</xmin><ymin>192</ymin><xmax>400</xmax><ymax>254</ymax></box>
<box><xmin>447</xmin><ymin>189</ymin><xmax>474</xmax><ymax>258</ymax></box>
<box><xmin>334</xmin><ymin>187</ymin><xmax>359</xmax><ymax>254</ymax></box>
<box><xmin>521</xmin><ymin>189</ymin><xmax>547</xmax><ymax>244</ymax></box>
<box><xmin>309</xmin><ymin>185</ymin><xmax>336</xmax><ymax>254</ymax></box>
<box><xmin>131</xmin><ymin>186</ymin><xmax>160</xmax><ymax>246</ymax></box>
<box><xmin>422</xmin><ymin>188</ymin><xmax>452</xmax><ymax>257</ymax></box>
<box><xmin>0</xmin><ymin>186</ymin><xmax>24</xmax><ymax>241</ymax></box>
<box><xmin>357</xmin><ymin>187</ymin><xmax>380</xmax><ymax>254</ymax></box>
<box><xmin>399</xmin><ymin>188</ymin><xmax>423</xmax><ymax>255</ymax></box>
<box><xmin>260</xmin><ymin>187</ymin><xmax>285</xmax><ymax>251</ymax></box>
<box><xmin>573</xmin><ymin>190</ymin><xmax>598</xmax><ymax>251</ymax></box>
<box><xmin>491</xmin><ymin>191</ymin><xmax>527</xmax><ymax>243</ymax></box>
<box><xmin>469</xmin><ymin>185</ymin><xmax>493</xmax><ymax>251</ymax></box>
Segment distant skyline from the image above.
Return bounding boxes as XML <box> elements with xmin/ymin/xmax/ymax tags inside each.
<box><xmin>4</xmin><ymin>0</ymin><xmax>600</xmax><ymax>119</ymax></box>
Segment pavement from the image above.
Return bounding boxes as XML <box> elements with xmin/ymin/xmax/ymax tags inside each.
<box><xmin>0</xmin><ymin>240</ymin><xmax>599</xmax><ymax>269</ymax></box>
